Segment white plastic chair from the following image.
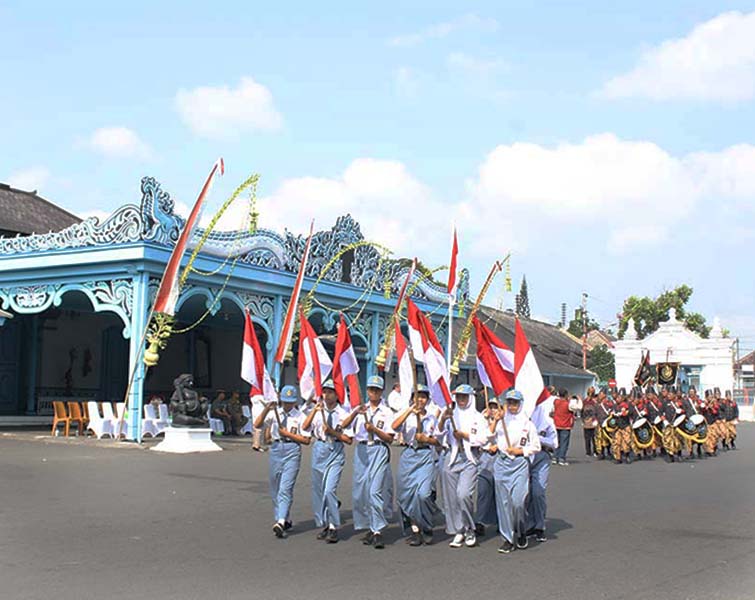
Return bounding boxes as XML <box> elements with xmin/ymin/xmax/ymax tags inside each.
<box><xmin>102</xmin><ymin>403</ymin><xmax>126</xmax><ymax>438</ymax></box>
<box><xmin>142</xmin><ymin>405</ymin><xmax>160</xmax><ymax>438</ymax></box>
<box><xmin>115</xmin><ymin>403</ymin><xmax>128</xmax><ymax>438</ymax></box>
<box><xmin>207</xmin><ymin>407</ymin><xmax>224</xmax><ymax>435</ymax></box>
<box><xmin>240</xmin><ymin>405</ymin><xmax>254</xmax><ymax>435</ymax></box>
<box><xmin>158</xmin><ymin>403</ymin><xmax>170</xmax><ymax>424</ymax></box>
<box><xmin>86</xmin><ymin>401</ymin><xmax>114</xmax><ymax>439</ymax></box>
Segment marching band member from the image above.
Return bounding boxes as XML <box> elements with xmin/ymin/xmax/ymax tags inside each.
<box><xmin>438</xmin><ymin>384</ymin><xmax>488</xmax><ymax>549</ymax></box>
<box><xmin>392</xmin><ymin>384</ymin><xmax>440</xmax><ymax>546</ymax></box>
<box><xmin>490</xmin><ymin>389</ymin><xmax>540</xmax><ymax>554</ymax></box>
<box><xmin>526</xmin><ymin>392</ymin><xmax>557</xmax><ymax>543</ymax></box>
<box><xmin>341</xmin><ymin>375</ymin><xmax>395</xmax><ymax>549</ymax></box>
<box><xmin>253</xmin><ymin>385</ymin><xmax>311</xmax><ymax>539</ymax></box>
<box><xmin>594</xmin><ymin>388</ymin><xmax>614</xmax><ymax>460</ymax></box>
<box><xmin>612</xmin><ymin>389</ymin><xmax>634</xmax><ymax>464</ymax></box>
<box><xmin>723</xmin><ymin>390</ymin><xmax>738</xmax><ymax>450</ymax></box>
<box><xmin>302</xmin><ymin>379</ymin><xmax>353</xmax><ymax>544</ymax></box>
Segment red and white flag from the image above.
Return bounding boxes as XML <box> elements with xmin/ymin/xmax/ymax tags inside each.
<box><xmin>447</xmin><ymin>225</ymin><xmax>458</xmax><ymax>299</ymax></box>
<box><xmin>473</xmin><ymin>315</ymin><xmax>514</xmax><ymax>396</ymax></box>
<box><xmin>407</xmin><ymin>299</ymin><xmax>452</xmax><ymax>407</ymax></box>
<box><xmin>382</xmin><ymin>258</ymin><xmax>418</xmax><ymax>371</ymax></box>
<box><xmin>394</xmin><ymin>317</ymin><xmax>414</xmax><ymax>408</ymax></box>
<box><xmin>297</xmin><ymin>311</ymin><xmax>333</xmax><ymax>401</ymax></box>
<box><xmin>240</xmin><ymin>311</ymin><xmax>277</xmax><ymax>403</ymax></box>
<box><xmin>153</xmin><ymin>158</ymin><xmax>224</xmax><ymax>316</ymax></box>
<box><xmin>332</xmin><ymin>314</ymin><xmax>361</xmax><ymax>406</ymax></box>
<box><xmin>514</xmin><ymin>318</ymin><xmax>549</xmax><ymax>416</ymax></box>
<box><xmin>274</xmin><ymin>221</ymin><xmax>314</xmax><ymax>364</ymax></box>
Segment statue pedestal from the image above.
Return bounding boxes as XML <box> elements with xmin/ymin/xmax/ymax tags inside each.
<box><xmin>151</xmin><ymin>427</ymin><xmax>222</xmax><ymax>454</ymax></box>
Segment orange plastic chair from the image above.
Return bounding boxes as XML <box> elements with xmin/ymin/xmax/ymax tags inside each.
<box><xmin>67</xmin><ymin>402</ymin><xmax>86</xmax><ymax>436</ymax></box>
<box><xmin>51</xmin><ymin>401</ymin><xmax>71</xmax><ymax>436</ymax></box>
<box><xmin>81</xmin><ymin>401</ymin><xmax>91</xmax><ymax>432</ymax></box>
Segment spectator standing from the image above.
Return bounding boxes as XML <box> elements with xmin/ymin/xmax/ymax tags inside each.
<box><xmin>552</xmin><ymin>389</ymin><xmax>575</xmax><ymax>466</ymax></box>
<box><xmin>581</xmin><ymin>389</ymin><xmax>598</xmax><ymax>457</ymax></box>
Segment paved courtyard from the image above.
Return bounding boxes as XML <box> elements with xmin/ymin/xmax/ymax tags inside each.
<box><xmin>1</xmin><ymin>424</ymin><xmax>754</xmax><ymax>600</ymax></box>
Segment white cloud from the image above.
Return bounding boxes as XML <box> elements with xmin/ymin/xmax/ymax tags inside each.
<box><xmin>447</xmin><ymin>52</ymin><xmax>506</xmax><ymax>74</ymax></box>
<box><xmin>388</xmin><ymin>13</ymin><xmax>499</xmax><ymax>47</ymax></box>
<box><xmin>468</xmin><ymin>133</ymin><xmax>755</xmax><ymax>253</ymax></box>
<box><xmin>175</xmin><ymin>76</ymin><xmax>283</xmax><ymax>139</ymax></box>
<box><xmin>6</xmin><ymin>166</ymin><xmax>51</xmax><ymax>192</ymax></box>
<box><xmin>86</xmin><ymin>126</ymin><xmax>153</xmax><ymax>159</ymax></box>
<box><xmin>394</xmin><ymin>66</ymin><xmax>419</xmax><ymax>98</ymax></box>
<box><xmin>600</xmin><ymin>10</ymin><xmax>755</xmax><ymax>102</ymax></box>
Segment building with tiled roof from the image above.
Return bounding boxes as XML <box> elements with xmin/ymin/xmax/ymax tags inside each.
<box><xmin>0</xmin><ymin>183</ymin><xmax>81</xmax><ymax>237</ymax></box>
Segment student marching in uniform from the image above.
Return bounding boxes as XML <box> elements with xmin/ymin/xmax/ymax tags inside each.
<box><xmin>253</xmin><ymin>385</ymin><xmax>311</xmax><ymax>539</ymax></box>
<box><xmin>302</xmin><ymin>379</ymin><xmax>353</xmax><ymax>544</ymax></box>
<box><xmin>526</xmin><ymin>393</ymin><xmax>557</xmax><ymax>543</ymax></box>
<box><xmin>490</xmin><ymin>389</ymin><xmax>541</xmax><ymax>554</ymax></box>
<box><xmin>438</xmin><ymin>384</ymin><xmax>488</xmax><ymax>549</ymax></box>
<box><xmin>475</xmin><ymin>396</ymin><xmax>501</xmax><ymax>537</ymax></box>
<box><xmin>341</xmin><ymin>375</ymin><xmax>395</xmax><ymax>549</ymax></box>
<box><xmin>392</xmin><ymin>384</ymin><xmax>441</xmax><ymax>546</ymax></box>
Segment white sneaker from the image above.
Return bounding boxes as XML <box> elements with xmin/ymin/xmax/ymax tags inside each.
<box><xmin>449</xmin><ymin>533</ymin><xmax>464</xmax><ymax>548</ymax></box>
<box><xmin>464</xmin><ymin>531</ymin><xmax>477</xmax><ymax>547</ymax></box>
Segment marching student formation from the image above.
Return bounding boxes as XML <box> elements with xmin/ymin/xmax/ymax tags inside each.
<box><xmin>252</xmin><ymin>376</ymin><xmax>558</xmax><ymax>555</ymax></box>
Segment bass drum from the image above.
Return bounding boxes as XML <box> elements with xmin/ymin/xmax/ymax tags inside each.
<box><xmin>694</xmin><ymin>420</ymin><xmax>708</xmax><ymax>444</ymax></box>
<box><xmin>632</xmin><ymin>418</ymin><xmax>654</xmax><ymax>449</ymax></box>
<box><xmin>602</xmin><ymin>416</ymin><xmax>618</xmax><ymax>434</ymax></box>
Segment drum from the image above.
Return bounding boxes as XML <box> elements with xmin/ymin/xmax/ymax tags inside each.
<box><xmin>690</xmin><ymin>414</ymin><xmax>705</xmax><ymax>426</ymax></box>
<box><xmin>653</xmin><ymin>416</ymin><xmax>662</xmax><ymax>426</ymax></box>
<box><xmin>694</xmin><ymin>420</ymin><xmax>708</xmax><ymax>443</ymax></box>
<box><xmin>632</xmin><ymin>419</ymin><xmax>654</xmax><ymax>449</ymax></box>
<box><xmin>602</xmin><ymin>416</ymin><xmax>618</xmax><ymax>434</ymax></box>
<box><xmin>673</xmin><ymin>414</ymin><xmax>686</xmax><ymax>428</ymax></box>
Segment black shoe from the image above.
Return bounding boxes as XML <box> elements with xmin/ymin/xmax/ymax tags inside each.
<box><xmin>337</xmin><ymin>499</ymin><xmax>342</xmax><ymax>508</ymax></box>
<box><xmin>498</xmin><ymin>540</ymin><xmax>515</xmax><ymax>554</ymax></box>
<box><xmin>361</xmin><ymin>531</ymin><xmax>374</xmax><ymax>545</ymax></box>
<box><xmin>422</xmin><ymin>529</ymin><xmax>434</xmax><ymax>545</ymax></box>
<box><xmin>283</xmin><ymin>520</ymin><xmax>293</xmax><ymax>531</ymax></box>
<box><xmin>534</xmin><ymin>529</ymin><xmax>547</xmax><ymax>543</ymax></box>
<box><xmin>625</xmin><ymin>454</ymin><xmax>633</xmax><ymax>465</ymax></box>
<box><xmin>613</xmin><ymin>459</ymin><xmax>622</xmax><ymax>465</ymax></box>
<box><xmin>326</xmin><ymin>528</ymin><xmax>339</xmax><ymax>544</ymax></box>
<box><xmin>516</xmin><ymin>534</ymin><xmax>528</xmax><ymax>549</ymax></box>
<box><xmin>474</xmin><ymin>523</ymin><xmax>486</xmax><ymax>536</ymax></box>
<box><xmin>408</xmin><ymin>532</ymin><xmax>423</xmax><ymax>547</ymax></box>
<box><xmin>731</xmin><ymin>441</ymin><xmax>736</xmax><ymax>449</ymax></box>
<box><xmin>372</xmin><ymin>533</ymin><xmax>384</xmax><ymax>549</ymax></box>
<box><xmin>525</xmin><ymin>527</ymin><xmax>535</xmax><ymax>537</ymax></box>
<box><xmin>316</xmin><ymin>527</ymin><xmax>329</xmax><ymax>540</ymax></box>
<box><xmin>273</xmin><ymin>523</ymin><xmax>287</xmax><ymax>539</ymax></box>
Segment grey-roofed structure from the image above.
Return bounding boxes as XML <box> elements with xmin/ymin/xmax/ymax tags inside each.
<box><xmin>0</xmin><ymin>183</ymin><xmax>81</xmax><ymax>237</ymax></box>
<box><xmin>457</xmin><ymin>305</ymin><xmax>595</xmax><ymax>395</ymax></box>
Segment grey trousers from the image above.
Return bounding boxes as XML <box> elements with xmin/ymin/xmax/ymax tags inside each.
<box><xmin>440</xmin><ymin>451</ymin><xmax>479</xmax><ymax>535</ymax></box>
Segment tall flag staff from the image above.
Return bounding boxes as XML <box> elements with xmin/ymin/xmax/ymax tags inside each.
<box><xmin>447</xmin><ymin>225</ymin><xmax>459</xmax><ymax>372</ymax></box>
<box><xmin>120</xmin><ymin>158</ymin><xmax>225</xmax><ymax>440</ymax></box>
<box><xmin>375</xmin><ymin>257</ymin><xmax>418</xmax><ymax>371</ymax></box>
<box><xmin>273</xmin><ymin>221</ymin><xmax>315</xmax><ymax>388</ymax></box>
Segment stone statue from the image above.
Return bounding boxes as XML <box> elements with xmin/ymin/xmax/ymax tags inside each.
<box><xmin>169</xmin><ymin>374</ymin><xmax>210</xmax><ymax>428</ymax></box>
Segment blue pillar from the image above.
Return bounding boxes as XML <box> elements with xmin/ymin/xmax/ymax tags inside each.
<box><xmin>272</xmin><ymin>294</ymin><xmax>283</xmax><ymax>387</ymax></box>
<box><xmin>25</xmin><ymin>315</ymin><xmax>39</xmax><ymax>415</ymax></box>
<box><xmin>369</xmin><ymin>311</ymin><xmax>381</xmax><ymax>377</ymax></box>
<box><xmin>126</xmin><ymin>272</ymin><xmax>149</xmax><ymax>442</ymax></box>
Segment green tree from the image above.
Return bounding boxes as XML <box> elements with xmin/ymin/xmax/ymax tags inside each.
<box><xmin>618</xmin><ymin>285</ymin><xmax>711</xmax><ymax>340</ymax></box>
<box><xmin>587</xmin><ymin>344</ymin><xmax>615</xmax><ymax>382</ymax></box>
<box><xmin>515</xmin><ymin>275</ymin><xmax>531</xmax><ymax>318</ymax></box>
<box><xmin>567</xmin><ymin>307</ymin><xmax>601</xmax><ymax>339</ymax></box>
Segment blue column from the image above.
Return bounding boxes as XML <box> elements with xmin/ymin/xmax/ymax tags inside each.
<box><xmin>272</xmin><ymin>294</ymin><xmax>283</xmax><ymax>387</ymax></box>
<box><xmin>126</xmin><ymin>272</ymin><xmax>149</xmax><ymax>442</ymax></box>
<box><xmin>369</xmin><ymin>310</ymin><xmax>381</xmax><ymax>377</ymax></box>
<box><xmin>25</xmin><ymin>315</ymin><xmax>39</xmax><ymax>415</ymax></box>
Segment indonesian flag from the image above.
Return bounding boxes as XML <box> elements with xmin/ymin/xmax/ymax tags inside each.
<box><xmin>274</xmin><ymin>221</ymin><xmax>314</xmax><ymax>363</ymax></box>
<box><xmin>153</xmin><ymin>158</ymin><xmax>224</xmax><ymax>316</ymax></box>
<box><xmin>394</xmin><ymin>317</ymin><xmax>414</xmax><ymax>408</ymax></box>
<box><xmin>448</xmin><ymin>225</ymin><xmax>458</xmax><ymax>299</ymax></box>
<box><xmin>240</xmin><ymin>311</ymin><xmax>277</xmax><ymax>403</ymax></box>
<box><xmin>332</xmin><ymin>314</ymin><xmax>361</xmax><ymax>406</ymax></box>
<box><xmin>407</xmin><ymin>299</ymin><xmax>452</xmax><ymax>407</ymax></box>
<box><xmin>297</xmin><ymin>311</ymin><xmax>333</xmax><ymax>401</ymax></box>
<box><xmin>514</xmin><ymin>318</ymin><xmax>549</xmax><ymax>416</ymax></box>
<box><xmin>382</xmin><ymin>258</ymin><xmax>418</xmax><ymax>372</ymax></box>
<box><xmin>473</xmin><ymin>315</ymin><xmax>514</xmax><ymax>396</ymax></box>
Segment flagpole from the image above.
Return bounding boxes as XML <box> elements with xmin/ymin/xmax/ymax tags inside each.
<box><xmin>447</xmin><ymin>295</ymin><xmax>454</xmax><ymax>374</ymax></box>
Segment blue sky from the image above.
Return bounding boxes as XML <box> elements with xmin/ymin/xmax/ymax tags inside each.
<box><xmin>3</xmin><ymin>1</ymin><xmax>755</xmax><ymax>350</ymax></box>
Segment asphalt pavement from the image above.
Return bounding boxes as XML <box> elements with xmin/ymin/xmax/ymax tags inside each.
<box><xmin>1</xmin><ymin>424</ymin><xmax>754</xmax><ymax>600</ymax></box>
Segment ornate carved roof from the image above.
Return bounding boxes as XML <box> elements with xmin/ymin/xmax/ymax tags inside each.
<box><xmin>0</xmin><ymin>177</ymin><xmax>468</xmax><ymax>305</ymax></box>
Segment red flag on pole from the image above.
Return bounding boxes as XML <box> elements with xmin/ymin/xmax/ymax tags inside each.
<box><xmin>153</xmin><ymin>158</ymin><xmax>224</xmax><ymax>316</ymax></box>
<box><xmin>297</xmin><ymin>311</ymin><xmax>333</xmax><ymax>401</ymax></box>
<box><xmin>448</xmin><ymin>225</ymin><xmax>458</xmax><ymax>297</ymax></box>
<box><xmin>514</xmin><ymin>318</ymin><xmax>548</xmax><ymax>416</ymax></box>
<box><xmin>406</xmin><ymin>299</ymin><xmax>452</xmax><ymax>407</ymax></box>
<box><xmin>332</xmin><ymin>314</ymin><xmax>360</xmax><ymax>405</ymax></box>
<box><xmin>473</xmin><ymin>315</ymin><xmax>515</xmax><ymax>396</ymax></box>
<box><xmin>274</xmin><ymin>221</ymin><xmax>314</xmax><ymax>363</ymax></box>
<box><xmin>240</xmin><ymin>311</ymin><xmax>277</xmax><ymax>403</ymax></box>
